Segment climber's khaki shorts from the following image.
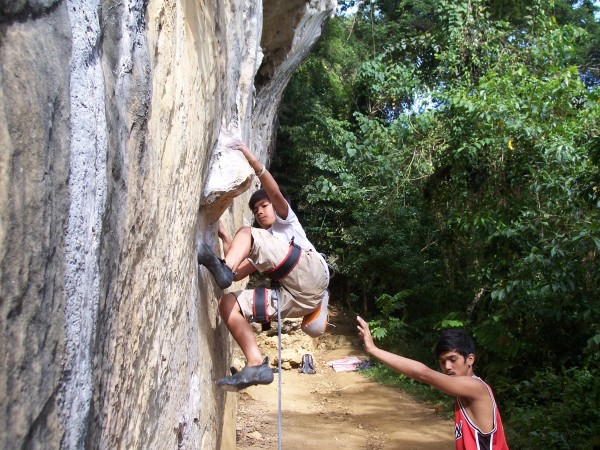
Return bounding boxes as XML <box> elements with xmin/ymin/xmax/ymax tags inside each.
<box><xmin>233</xmin><ymin>228</ymin><xmax>329</xmax><ymax>320</ymax></box>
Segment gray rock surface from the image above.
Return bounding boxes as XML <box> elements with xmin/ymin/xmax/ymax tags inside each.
<box><xmin>0</xmin><ymin>0</ymin><xmax>336</xmax><ymax>448</ymax></box>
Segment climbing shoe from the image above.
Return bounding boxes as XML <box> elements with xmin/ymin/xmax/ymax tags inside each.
<box><xmin>298</xmin><ymin>353</ymin><xmax>317</xmax><ymax>374</ymax></box>
<box><xmin>197</xmin><ymin>242</ymin><xmax>234</xmax><ymax>289</ymax></box>
<box><xmin>217</xmin><ymin>357</ymin><xmax>275</xmax><ymax>391</ymax></box>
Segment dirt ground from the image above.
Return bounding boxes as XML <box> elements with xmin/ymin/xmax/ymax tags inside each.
<box><xmin>232</xmin><ymin>306</ymin><xmax>454</xmax><ymax>450</ymax></box>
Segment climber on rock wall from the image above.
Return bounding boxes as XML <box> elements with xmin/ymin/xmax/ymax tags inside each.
<box><xmin>198</xmin><ymin>139</ymin><xmax>330</xmax><ymax>390</ymax></box>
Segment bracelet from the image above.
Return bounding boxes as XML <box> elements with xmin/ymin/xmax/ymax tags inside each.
<box><xmin>255</xmin><ymin>164</ymin><xmax>266</xmax><ymax>177</ymax></box>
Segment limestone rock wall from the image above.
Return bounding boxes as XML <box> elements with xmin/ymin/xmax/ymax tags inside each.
<box><xmin>0</xmin><ymin>0</ymin><xmax>336</xmax><ymax>448</ymax></box>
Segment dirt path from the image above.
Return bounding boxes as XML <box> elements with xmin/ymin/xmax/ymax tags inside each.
<box><xmin>233</xmin><ymin>307</ymin><xmax>454</xmax><ymax>449</ymax></box>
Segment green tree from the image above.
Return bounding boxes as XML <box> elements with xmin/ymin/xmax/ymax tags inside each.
<box><xmin>274</xmin><ymin>2</ymin><xmax>600</xmax><ymax>446</ymax></box>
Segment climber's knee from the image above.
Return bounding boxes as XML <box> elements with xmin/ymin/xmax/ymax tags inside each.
<box><xmin>234</xmin><ymin>226</ymin><xmax>252</xmax><ymax>239</ymax></box>
<box><xmin>218</xmin><ymin>293</ymin><xmax>241</xmax><ymax>320</ymax></box>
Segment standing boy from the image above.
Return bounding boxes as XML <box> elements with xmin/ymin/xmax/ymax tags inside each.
<box><xmin>198</xmin><ymin>140</ymin><xmax>330</xmax><ymax>391</ymax></box>
<box><xmin>356</xmin><ymin>317</ymin><xmax>509</xmax><ymax>449</ymax></box>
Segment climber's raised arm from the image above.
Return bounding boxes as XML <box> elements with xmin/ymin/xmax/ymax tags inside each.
<box><xmin>228</xmin><ymin>140</ymin><xmax>289</xmax><ymax>220</ymax></box>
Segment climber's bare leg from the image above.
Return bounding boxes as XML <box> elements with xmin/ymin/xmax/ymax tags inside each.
<box><xmin>219</xmin><ymin>293</ymin><xmax>263</xmax><ymax>366</ymax></box>
<box><xmin>223</xmin><ymin>226</ymin><xmax>252</xmax><ymax>272</ymax></box>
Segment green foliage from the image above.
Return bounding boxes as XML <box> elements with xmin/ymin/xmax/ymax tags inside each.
<box><xmin>431</xmin><ymin>14</ymin><xmax>600</xmax><ymax>383</ymax></box>
<box><xmin>367</xmin><ymin>291</ymin><xmax>411</xmax><ymax>345</ymax></box>
<box><xmin>274</xmin><ymin>1</ymin><xmax>600</xmax><ymax>446</ymax></box>
<box><xmin>504</xmin><ymin>367</ymin><xmax>600</xmax><ymax>449</ymax></box>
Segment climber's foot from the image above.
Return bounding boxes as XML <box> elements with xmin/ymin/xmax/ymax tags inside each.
<box><xmin>197</xmin><ymin>242</ymin><xmax>234</xmax><ymax>289</ymax></box>
<box><xmin>217</xmin><ymin>357</ymin><xmax>275</xmax><ymax>392</ymax></box>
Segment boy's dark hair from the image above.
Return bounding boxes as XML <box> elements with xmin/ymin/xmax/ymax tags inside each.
<box><xmin>434</xmin><ymin>329</ymin><xmax>476</xmax><ymax>360</ymax></box>
<box><xmin>248</xmin><ymin>188</ymin><xmax>291</xmax><ymax>211</ymax></box>
<box><xmin>249</xmin><ymin>188</ymin><xmax>269</xmax><ymax>210</ymax></box>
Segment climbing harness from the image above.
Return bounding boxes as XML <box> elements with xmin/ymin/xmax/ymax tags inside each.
<box><xmin>250</xmin><ymin>239</ymin><xmax>301</xmax><ymax>331</ymax></box>
<box><xmin>266</xmin><ymin>238</ymin><xmax>302</xmax><ymax>281</ymax></box>
<box><xmin>251</xmin><ymin>287</ymin><xmax>271</xmax><ymax>332</ymax></box>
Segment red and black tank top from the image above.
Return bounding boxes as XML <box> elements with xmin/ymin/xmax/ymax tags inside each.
<box><xmin>454</xmin><ymin>376</ymin><xmax>509</xmax><ymax>450</ymax></box>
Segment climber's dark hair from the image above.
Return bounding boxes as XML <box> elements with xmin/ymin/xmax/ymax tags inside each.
<box><xmin>248</xmin><ymin>188</ymin><xmax>291</xmax><ymax>211</ymax></box>
<box><xmin>249</xmin><ymin>188</ymin><xmax>269</xmax><ymax>210</ymax></box>
<box><xmin>434</xmin><ymin>329</ymin><xmax>476</xmax><ymax>360</ymax></box>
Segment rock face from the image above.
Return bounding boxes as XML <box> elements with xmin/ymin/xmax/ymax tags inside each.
<box><xmin>0</xmin><ymin>0</ymin><xmax>336</xmax><ymax>448</ymax></box>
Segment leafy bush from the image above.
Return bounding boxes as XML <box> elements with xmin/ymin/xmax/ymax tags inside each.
<box><xmin>503</xmin><ymin>367</ymin><xmax>600</xmax><ymax>449</ymax></box>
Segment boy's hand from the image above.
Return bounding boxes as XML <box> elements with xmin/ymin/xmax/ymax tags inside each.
<box><xmin>227</xmin><ymin>139</ymin><xmax>246</xmax><ymax>151</ymax></box>
<box><xmin>228</xmin><ymin>140</ymin><xmax>253</xmax><ymax>160</ymax></box>
<box><xmin>356</xmin><ymin>316</ymin><xmax>377</xmax><ymax>354</ymax></box>
<box><xmin>228</xmin><ymin>140</ymin><xmax>263</xmax><ymax>174</ymax></box>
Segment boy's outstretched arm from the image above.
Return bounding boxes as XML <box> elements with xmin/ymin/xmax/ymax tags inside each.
<box><xmin>356</xmin><ymin>316</ymin><xmax>487</xmax><ymax>400</ymax></box>
<box><xmin>228</xmin><ymin>140</ymin><xmax>289</xmax><ymax>220</ymax></box>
